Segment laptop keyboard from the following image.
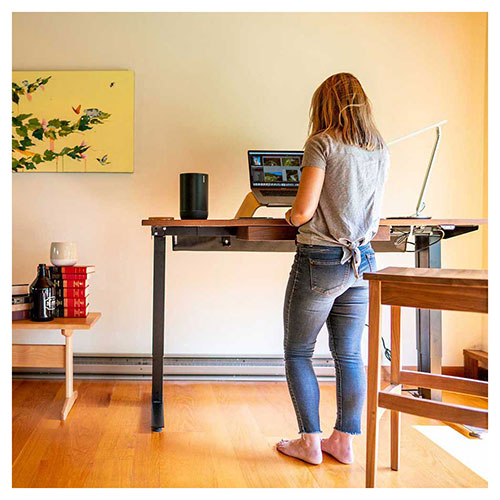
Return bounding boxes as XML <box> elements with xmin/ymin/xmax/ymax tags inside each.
<box><xmin>260</xmin><ymin>190</ymin><xmax>297</xmax><ymax>197</ymax></box>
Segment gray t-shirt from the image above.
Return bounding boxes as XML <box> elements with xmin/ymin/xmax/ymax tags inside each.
<box><xmin>296</xmin><ymin>132</ymin><xmax>390</xmax><ymax>275</ymax></box>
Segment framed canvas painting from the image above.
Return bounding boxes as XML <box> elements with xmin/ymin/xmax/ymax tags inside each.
<box><xmin>12</xmin><ymin>70</ymin><xmax>134</xmax><ymax>173</ymax></box>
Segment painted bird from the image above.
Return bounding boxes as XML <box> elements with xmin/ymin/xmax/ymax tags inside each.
<box><xmin>96</xmin><ymin>155</ymin><xmax>111</xmax><ymax>166</ymax></box>
<box><xmin>72</xmin><ymin>104</ymin><xmax>81</xmax><ymax>114</ymax></box>
<box><xmin>84</xmin><ymin>108</ymin><xmax>103</xmax><ymax>118</ymax></box>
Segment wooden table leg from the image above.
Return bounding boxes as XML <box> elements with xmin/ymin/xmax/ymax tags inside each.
<box><xmin>61</xmin><ymin>329</ymin><xmax>78</xmax><ymax>420</ymax></box>
<box><xmin>366</xmin><ymin>281</ymin><xmax>382</xmax><ymax>488</ymax></box>
<box><xmin>390</xmin><ymin>306</ymin><xmax>401</xmax><ymax>471</ymax></box>
<box><xmin>464</xmin><ymin>354</ymin><xmax>479</xmax><ymax>379</ymax></box>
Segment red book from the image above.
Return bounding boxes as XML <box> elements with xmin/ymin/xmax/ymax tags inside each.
<box><xmin>64</xmin><ymin>310</ymin><xmax>88</xmax><ymax>318</ymax></box>
<box><xmin>60</xmin><ymin>273</ymin><xmax>93</xmax><ymax>279</ymax></box>
<box><xmin>50</xmin><ymin>265</ymin><xmax>95</xmax><ymax>274</ymax></box>
<box><xmin>63</xmin><ymin>298</ymin><xmax>89</xmax><ymax>308</ymax></box>
<box><xmin>57</xmin><ymin>287</ymin><xmax>89</xmax><ymax>299</ymax></box>
<box><xmin>64</xmin><ymin>304</ymin><xmax>90</xmax><ymax>318</ymax></box>
<box><xmin>57</xmin><ymin>278</ymin><xmax>89</xmax><ymax>289</ymax></box>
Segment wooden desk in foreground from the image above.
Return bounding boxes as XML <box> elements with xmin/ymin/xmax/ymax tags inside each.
<box><xmin>142</xmin><ymin>217</ymin><xmax>487</xmax><ymax>432</ymax></box>
<box><xmin>12</xmin><ymin>313</ymin><xmax>101</xmax><ymax>420</ymax></box>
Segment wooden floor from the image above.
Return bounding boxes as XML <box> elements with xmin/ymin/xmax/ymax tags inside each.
<box><xmin>12</xmin><ymin>379</ymin><xmax>487</xmax><ymax>488</ymax></box>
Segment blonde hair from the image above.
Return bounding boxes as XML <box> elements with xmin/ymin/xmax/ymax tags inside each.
<box><xmin>308</xmin><ymin>73</ymin><xmax>385</xmax><ymax>151</ymax></box>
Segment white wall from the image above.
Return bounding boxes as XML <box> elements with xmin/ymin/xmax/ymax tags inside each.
<box><xmin>12</xmin><ymin>12</ymin><xmax>487</xmax><ymax>366</ymax></box>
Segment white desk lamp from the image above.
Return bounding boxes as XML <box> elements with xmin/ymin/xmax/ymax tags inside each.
<box><xmin>387</xmin><ymin>120</ymin><xmax>447</xmax><ymax>219</ymax></box>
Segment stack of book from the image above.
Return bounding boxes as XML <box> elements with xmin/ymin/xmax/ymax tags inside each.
<box><xmin>12</xmin><ymin>284</ymin><xmax>31</xmax><ymax>320</ymax></box>
<box><xmin>48</xmin><ymin>265</ymin><xmax>95</xmax><ymax>318</ymax></box>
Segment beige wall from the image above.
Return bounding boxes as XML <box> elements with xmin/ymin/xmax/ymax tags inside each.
<box><xmin>12</xmin><ymin>12</ymin><xmax>487</xmax><ymax>366</ymax></box>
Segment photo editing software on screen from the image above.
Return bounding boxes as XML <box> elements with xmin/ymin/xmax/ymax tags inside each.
<box><xmin>248</xmin><ymin>151</ymin><xmax>304</xmax><ymax>188</ymax></box>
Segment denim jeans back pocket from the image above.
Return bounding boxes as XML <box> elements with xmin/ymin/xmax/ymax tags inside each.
<box><xmin>308</xmin><ymin>258</ymin><xmax>351</xmax><ymax>296</ymax></box>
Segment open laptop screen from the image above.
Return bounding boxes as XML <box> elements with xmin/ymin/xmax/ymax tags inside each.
<box><xmin>248</xmin><ymin>151</ymin><xmax>303</xmax><ymax>188</ymax></box>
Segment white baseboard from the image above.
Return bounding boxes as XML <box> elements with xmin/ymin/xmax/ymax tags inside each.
<box><xmin>13</xmin><ymin>354</ymin><xmax>336</xmax><ymax>378</ymax></box>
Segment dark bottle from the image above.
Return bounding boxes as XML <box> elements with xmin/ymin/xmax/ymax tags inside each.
<box><xmin>30</xmin><ymin>264</ymin><xmax>55</xmax><ymax>322</ymax></box>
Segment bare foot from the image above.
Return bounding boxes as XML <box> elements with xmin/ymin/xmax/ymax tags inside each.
<box><xmin>276</xmin><ymin>434</ymin><xmax>323</xmax><ymax>465</ymax></box>
<box><xmin>321</xmin><ymin>430</ymin><xmax>354</xmax><ymax>464</ymax></box>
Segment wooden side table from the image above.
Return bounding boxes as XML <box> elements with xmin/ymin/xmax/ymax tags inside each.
<box><xmin>363</xmin><ymin>268</ymin><xmax>488</xmax><ymax>487</ymax></box>
<box><xmin>12</xmin><ymin>313</ymin><xmax>101</xmax><ymax>420</ymax></box>
<box><xmin>463</xmin><ymin>349</ymin><xmax>488</xmax><ymax>379</ymax></box>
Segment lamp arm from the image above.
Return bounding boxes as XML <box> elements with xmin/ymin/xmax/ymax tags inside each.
<box><xmin>387</xmin><ymin>120</ymin><xmax>447</xmax><ymax>146</ymax></box>
<box><xmin>411</xmin><ymin>125</ymin><xmax>442</xmax><ymax>217</ymax></box>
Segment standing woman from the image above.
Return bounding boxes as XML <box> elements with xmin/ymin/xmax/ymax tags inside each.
<box><xmin>277</xmin><ymin>73</ymin><xmax>389</xmax><ymax>465</ymax></box>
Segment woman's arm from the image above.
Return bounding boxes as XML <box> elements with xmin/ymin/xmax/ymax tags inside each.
<box><xmin>285</xmin><ymin>166</ymin><xmax>325</xmax><ymax>227</ymax></box>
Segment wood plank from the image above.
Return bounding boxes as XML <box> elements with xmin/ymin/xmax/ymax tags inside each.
<box><xmin>142</xmin><ymin>217</ymin><xmax>487</xmax><ymax>227</ymax></box>
<box><xmin>12</xmin><ymin>312</ymin><xmax>101</xmax><ymax>330</ymax></box>
<box><xmin>380</xmin><ymin>282</ymin><xmax>488</xmax><ymax>313</ymax></box>
<box><xmin>12</xmin><ymin>380</ymin><xmax>61</xmax><ymax>464</ymax></box>
<box><xmin>12</xmin><ymin>344</ymin><xmax>65</xmax><ymax>368</ymax></box>
<box><xmin>378</xmin><ymin>392</ymin><xmax>488</xmax><ymax>429</ymax></box>
<box><xmin>364</xmin><ymin>267</ymin><xmax>488</xmax><ymax>287</ymax></box>
<box><xmin>398</xmin><ymin>370</ymin><xmax>488</xmax><ymax>398</ymax></box>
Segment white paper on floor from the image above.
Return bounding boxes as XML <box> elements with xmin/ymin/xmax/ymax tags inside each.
<box><xmin>413</xmin><ymin>425</ymin><xmax>488</xmax><ymax>481</ymax></box>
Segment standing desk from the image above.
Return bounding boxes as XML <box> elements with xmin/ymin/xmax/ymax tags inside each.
<box><xmin>142</xmin><ymin>217</ymin><xmax>486</xmax><ymax>432</ymax></box>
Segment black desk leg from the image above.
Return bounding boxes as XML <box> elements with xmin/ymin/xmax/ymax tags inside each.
<box><xmin>151</xmin><ymin>234</ymin><xmax>166</xmax><ymax>431</ymax></box>
<box><xmin>415</xmin><ymin>234</ymin><xmax>443</xmax><ymax>401</ymax></box>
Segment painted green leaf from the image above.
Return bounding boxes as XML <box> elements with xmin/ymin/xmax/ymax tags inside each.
<box><xmin>27</xmin><ymin>117</ymin><xmax>41</xmax><ymax>130</ymax></box>
<box><xmin>20</xmin><ymin>136</ymin><xmax>34</xmax><ymax>148</ymax></box>
<box><xmin>47</xmin><ymin>119</ymin><xmax>61</xmax><ymax>128</ymax></box>
<box><xmin>43</xmin><ymin>150</ymin><xmax>57</xmax><ymax>161</ymax></box>
<box><xmin>16</xmin><ymin>126</ymin><xmax>28</xmax><ymax>138</ymax></box>
<box><xmin>32</xmin><ymin>128</ymin><xmax>44</xmax><ymax>140</ymax></box>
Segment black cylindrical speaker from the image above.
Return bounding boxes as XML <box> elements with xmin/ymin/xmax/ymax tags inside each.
<box><xmin>180</xmin><ymin>173</ymin><xmax>209</xmax><ymax>219</ymax></box>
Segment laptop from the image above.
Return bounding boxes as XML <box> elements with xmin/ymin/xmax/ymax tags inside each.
<box><xmin>248</xmin><ymin>150</ymin><xmax>304</xmax><ymax>206</ymax></box>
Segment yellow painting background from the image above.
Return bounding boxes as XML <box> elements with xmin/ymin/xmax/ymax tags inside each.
<box><xmin>12</xmin><ymin>70</ymin><xmax>134</xmax><ymax>173</ymax></box>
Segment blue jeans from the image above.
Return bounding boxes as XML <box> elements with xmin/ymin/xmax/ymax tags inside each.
<box><xmin>283</xmin><ymin>242</ymin><xmax>377</xmax><ymax>435</ymax></box>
